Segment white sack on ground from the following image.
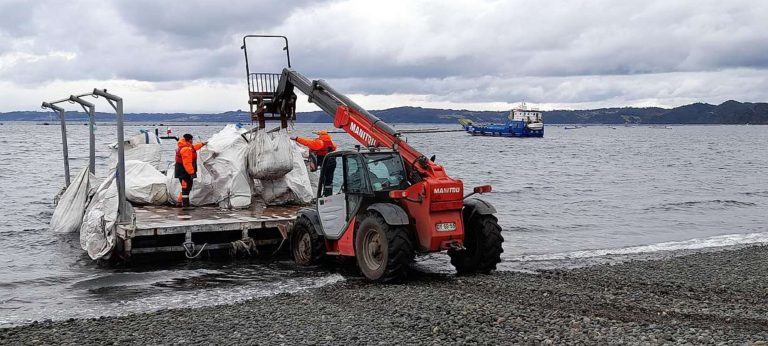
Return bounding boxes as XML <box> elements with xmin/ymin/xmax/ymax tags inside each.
<box><xmin>261</xmin><ymin>141</ymin><xmax>314</xmax><ymax>205</ymax></box>
<box><xmin>246</xmin><ymin>129</ymin><xmax>293</xmax><ymax>179</ymax></box>
<box><xmin>80</xmin><ymin>176</ymin><xmax>133</xmax><ymax>260</ymax></box>
<box><xmin>109</xmin><ymin>131</ymin><xmax>162</xmax><ymax>172</ymax></box>
<box><xmin>50</xmin><ymin>166</ymin><xmax>90</xmax><ymax>233</ymax></box>
<box><xmin>125</xmin><ymin>160</ymin><xmax>168</xmax><ymax>205</ymax></box>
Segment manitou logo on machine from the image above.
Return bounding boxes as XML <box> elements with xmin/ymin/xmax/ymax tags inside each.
<box><xmin>350</xmin><ymin>122</ymin><xmax>377</xmax><ymax>147</ymax></box>
<box><xmin>433</xmin><ymin>187</ymin><xmax>461</xmax><ymax>194</ymax></box>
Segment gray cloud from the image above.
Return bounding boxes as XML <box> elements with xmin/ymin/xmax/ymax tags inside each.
<box><xmin>1</xmin><ymin>0</ymin><xmax>767</xmax><ymax>111</ymax></box>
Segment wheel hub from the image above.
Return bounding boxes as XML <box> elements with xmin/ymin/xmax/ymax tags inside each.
<box><xmin>296</xmin><ymin>232</ymin><xmax>311</xmax><ymax>262</ymax></box>
<box><xmin>362</xmin><ymin>230</ymin><xmax>384</xmax><ymax>270</ymax></box>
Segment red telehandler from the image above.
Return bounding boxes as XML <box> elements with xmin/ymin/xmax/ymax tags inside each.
<box><xmin>243</xmin><ymin>35</ymin><xmax>503</xmax><ymax>282</ymax></box>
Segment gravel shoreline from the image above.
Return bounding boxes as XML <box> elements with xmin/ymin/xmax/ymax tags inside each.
<box><xmin>3</xmin><ymin>245</ymin><xmax>768</xmax><ymax>345</ymax></box>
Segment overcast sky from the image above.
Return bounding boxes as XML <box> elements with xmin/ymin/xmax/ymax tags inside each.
<box><xmin>1</xmin><ymin>0</ymin><xmax>767</xmax><ymax>113</ymax></box>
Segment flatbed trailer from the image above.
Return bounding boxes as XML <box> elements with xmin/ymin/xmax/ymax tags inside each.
<box><xmin>42</xmin><ymin>89</ymin><xmax>304</xmax><ymax>261</ymax></box>
<box><xmin>118</xmin><ymin>203</ymin><xmax>301</xmax><ymax>259</ymax></box>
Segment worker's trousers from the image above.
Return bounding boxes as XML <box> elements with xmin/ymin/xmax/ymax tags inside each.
<box><xmin>178</xmin><ymin>177</ymin><xmax>194</xmax><ymax>207</ymax></box>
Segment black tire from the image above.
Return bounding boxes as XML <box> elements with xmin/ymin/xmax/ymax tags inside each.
<box><xmin>291</xmin><ymin>217</ymin><xmax>325</xmax><ymax>266</ymax></box>
<box><xmin>449</xmin><ymin>213</ymin><xmax>503</xmax><ymax>275</ymax></box>
<box><xmin>355</xmin><ymin>212</ymin><xmax>414</xmax><ymax>282</ymax></box>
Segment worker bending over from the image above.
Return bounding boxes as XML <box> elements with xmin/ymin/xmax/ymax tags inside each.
<box><xmin>175</xmin><ymin>134</ymin><xmax>206</xmax><ymax>207</ymax></box>
<box><xmin>292</xmin><ymin>130</ymin><xmax>337</xmax><ymax>171</ymax></box>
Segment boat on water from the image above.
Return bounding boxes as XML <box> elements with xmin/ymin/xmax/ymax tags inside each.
<box><xmin>459</xmin><ymin>103</ymin><xmax>544</xmax><ymax>137</ymax></box>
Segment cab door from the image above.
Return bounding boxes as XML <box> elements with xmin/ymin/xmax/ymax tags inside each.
<box><xmin>317</xmin><ymin>156</ymin><xmax>346</xmax><ymax>238</ymax></box>
<box><xmin>317</xmin><ymin>154</ymin><xmax>369</xmax><ymax>239</ymax></box>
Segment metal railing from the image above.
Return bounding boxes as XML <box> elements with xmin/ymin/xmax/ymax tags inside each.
<box><xmin>248</xmin><ymin>72</ymin><xmax>281</xmax><ymax>95</ymax></box>
<box><xmin>42</xmin><ymin>89</ymin><xmax>131</xmax><ymax>225</ymax></box>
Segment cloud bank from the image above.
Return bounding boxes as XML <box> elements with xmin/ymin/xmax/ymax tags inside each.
<box><xmin>1</xmin><ymin>0</ymin><xmax>766</xmax><ymax>112</ymax></box>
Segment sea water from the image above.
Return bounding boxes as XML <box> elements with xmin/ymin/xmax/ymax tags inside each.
<box><xmin>0</xmin><ymin>122</ymin><xmax>766</xmax><ymax>326</ymax></box>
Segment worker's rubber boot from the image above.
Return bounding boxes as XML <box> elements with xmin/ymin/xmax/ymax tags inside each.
<box><xmin>182</xmin><ymin>196</ymin><xmax>192</xmax><ymax>210</ymax></box>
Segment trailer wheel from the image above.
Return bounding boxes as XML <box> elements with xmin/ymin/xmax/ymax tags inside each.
<box><xmin>449</xmin><ymin>214</ymin><xmax>503</xmax><ymax>275</ymax></box>
<box><xmin>291</xmin><ymin>217</ymin><xmax>325</xmax><ymax>266</ymax></box>
<box><xmin>355</xmin><ymin>212</ymin><xmax>414</xmax><ymax>282</ymax></box>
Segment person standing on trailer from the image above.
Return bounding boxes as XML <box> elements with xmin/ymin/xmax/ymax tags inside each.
<box><xmin>175</xmin><ymin>134</ymin><xmax>206</xmax><ymax>208</ymax></box>
<box><xmin>291</xmin><ymin>130</ymin><xmax>337</xmax><ymax>171</ymax></box>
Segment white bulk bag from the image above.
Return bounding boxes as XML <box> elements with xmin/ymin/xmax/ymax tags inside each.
<box><xmin>261</xmin><ymin>141</ymin><xmax>314</xmax><ymax>205</ymax></box>
<box><xmin>246</xmin><ymin>129</ymin><xmax>293</xmax><ymax>179</ymax></box>
<box><xmin>109</xmin><ymin>131</ymin><xmax>162</xmax><ymax>171</ymax></box>
<box><xmin>80</xmin><ymin>176</ymin><xmax>133</xmax><ymax>260</ymax></box>
<box><xmin>198</xmin><ymin>124</ymin><xmax>251</xmax><ymax>208</ymax></box>
<box><xmin>125</xmin><ymin>160</ymin><xmax>168</xmax><ymax>205</ymax></box>
<box><xmin>219</xmin><ymin>168</ymin><xmax>253</xmax><ymax>209</ymax></box>
<box><xmin>50</xmin><ymin>166</ymin><xmax>90</xmax><ymax>233</ymax></box>
<box><xmin>166</xmin><ymin>160</ymin><xmax>216</xmax><ymax>206</ymax></box>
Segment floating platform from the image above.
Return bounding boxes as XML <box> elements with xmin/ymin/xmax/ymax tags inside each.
<box><xmin>117</xmin><ymin>203</ymin><xmax>301</xmax><ymax>259</ymax></box>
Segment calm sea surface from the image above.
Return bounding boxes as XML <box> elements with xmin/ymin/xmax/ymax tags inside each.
<box><xmin>0</xmin><ymin>122</ymin><xmax>766</xmax><ymax>326</ymax></box>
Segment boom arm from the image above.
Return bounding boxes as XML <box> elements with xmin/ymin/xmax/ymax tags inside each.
<box><xmin>275</xmin><ymin>68</ymin><xmax>449</xmax><ymax>179</ymax></box>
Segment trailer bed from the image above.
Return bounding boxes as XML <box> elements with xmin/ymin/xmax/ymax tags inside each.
<box><xmin>119</xmin><ymin>204</ymin><xmax>302</xmax><ymax>258</ymax></box>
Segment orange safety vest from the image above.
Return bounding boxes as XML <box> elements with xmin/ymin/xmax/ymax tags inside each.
<box><xmin>175</xmin><ymin>139</ymin><xmax>203</xmax><ymax>177</ymax></box>
<box><xmin>315</xmin><ymin>137</ymin><xmax>336</xmax><ymax>157</ymax></box>
<box><xmin>297</xmin><ymin>134</ymin><xmax>337</xmax><ymax>157</ymax></box>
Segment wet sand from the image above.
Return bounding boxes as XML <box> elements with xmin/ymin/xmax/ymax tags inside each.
<box><xmin>2</xmin><ymin>245</ymin><xmax>768</xmax><ymax>345</ymax></box>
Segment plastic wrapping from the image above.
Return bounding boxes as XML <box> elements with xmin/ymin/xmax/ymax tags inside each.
<box><xmin>166</xmin><ymin>160</ymin><xmax>216</xmax><ymax>206</ymax></box>
<box><xmin>246</xmin><ymin>129</ymin><xmax>293</xmax><ymax>179</ymax></box>
<box><xmin>50</xmin><ymin>166</ymin><xmax>90</xmax><ymax>233</ymax></box>
<box><xmin>125</xmin><ymin>160</ymin><xmax>168</xmax><ymax>205</ymax></box>
<box><xmin>109</xmin><ymin>131</ymin><xmax>162</xmax><ymax>172</ymax></box>
<box><xmin>201</xmin><ymin>124</ymin><xmax>252</xmax><ymax>208</ymax></box>
<box><xmin>219</xmin><ymin>168</ymin><xmax>253</xmax><ymax>209</ymax></box>
<box><xmin>80</xmin><ymin>176</ymin><xmax>133</xmax><ymax>260</ymax></box>
<box><xmin>261</xmin><ymin>141</ymin><xmax>314</xmax><ymax>205</ymax></box>
<box><xmin>166</xmin><ymin>124</ymin><xmax>249</xmax><ymax>207</ymax></box>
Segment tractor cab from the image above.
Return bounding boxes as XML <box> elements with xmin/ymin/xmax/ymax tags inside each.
<box><xmin>314</xmin><ymin>150</ymin><xmax>409</xmax><ymax>239</ymax></box>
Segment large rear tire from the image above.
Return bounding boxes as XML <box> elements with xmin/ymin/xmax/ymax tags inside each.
<box><xmin>449</xmin><ymin>213</ymin><xmax>503</xmax><ymax>275</ymax></box>
<box><xmin>355</xmin><ymin>212</ymin><xmax>414</xmax><ymax>282</ymax></box>
<box><xmin>291</xmin><ymin>217</ymin><xmax>325</xmax><ymax>266</ymax></box>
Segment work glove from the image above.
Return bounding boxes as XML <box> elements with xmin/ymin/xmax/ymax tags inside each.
<box><xmin>290</xmin><ymin>136</ymin><xmax>298</xmax><ymax>141</ymax></box>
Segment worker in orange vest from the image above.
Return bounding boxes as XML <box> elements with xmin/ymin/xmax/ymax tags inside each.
<box><xmin>292</xmin><ymin>130</ymin><xmax>337</xmax><ymax>171</ymax></box>
<box><xmin>175</xmin><ymin>134</ymin><xmax>206</xmax><ymax>207</ymax></box>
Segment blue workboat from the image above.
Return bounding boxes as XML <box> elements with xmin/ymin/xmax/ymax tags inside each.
<box><xmin>459</xmin><ymin>104</ymin><xmax>544</xmax><ymax>137</ymax></box>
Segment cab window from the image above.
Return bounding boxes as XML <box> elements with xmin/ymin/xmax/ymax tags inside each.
<box><xmin>321</xmin><ymin>156</ymin><xmax>344</xmax><ymax>197</ymax></box>
<box><xmin>366</xmin><ymin>155</ymin><xmax>407</xmax><ymax>191</ymax></box>
<box><xmin>345</xmin><ymin>155</ymin><xmax>368</xmax><ymax>194</ymax></box>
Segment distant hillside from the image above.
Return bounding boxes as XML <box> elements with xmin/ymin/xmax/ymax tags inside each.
<box><xmin>2</xmin><ymin>100</ymin><xmax>766</xmax><ymax>124</ymax></box>
<box><xmin>544</xmin><ymin>101</ymin><xmax>768</xmax><ymax>124</ymax></box>
<box><xmin>297</xmin><ymin>106</ymin><xmax>505</xmax><ymax>124</ymax></box>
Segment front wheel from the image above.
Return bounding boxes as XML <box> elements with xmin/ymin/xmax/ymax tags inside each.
<box><xmin>355</xmin><ymin>212</ymin><xmax>414</xmax><ymax>282</ymax></box>
<box><xmin>291</xmin><ymin>217</ymin><xmax>325</xmax><ymax>266</ymax></box>
<box><xmin>449</xmin><ymin>214</ymin><xmax>503</xmax><ymax>275</ymax></box>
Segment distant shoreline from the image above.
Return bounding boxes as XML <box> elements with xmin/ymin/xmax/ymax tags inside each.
<box><xmin>2</xmin><ymin>100</ymin><xmax>767</xmax><ymax>124</ymax></box>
